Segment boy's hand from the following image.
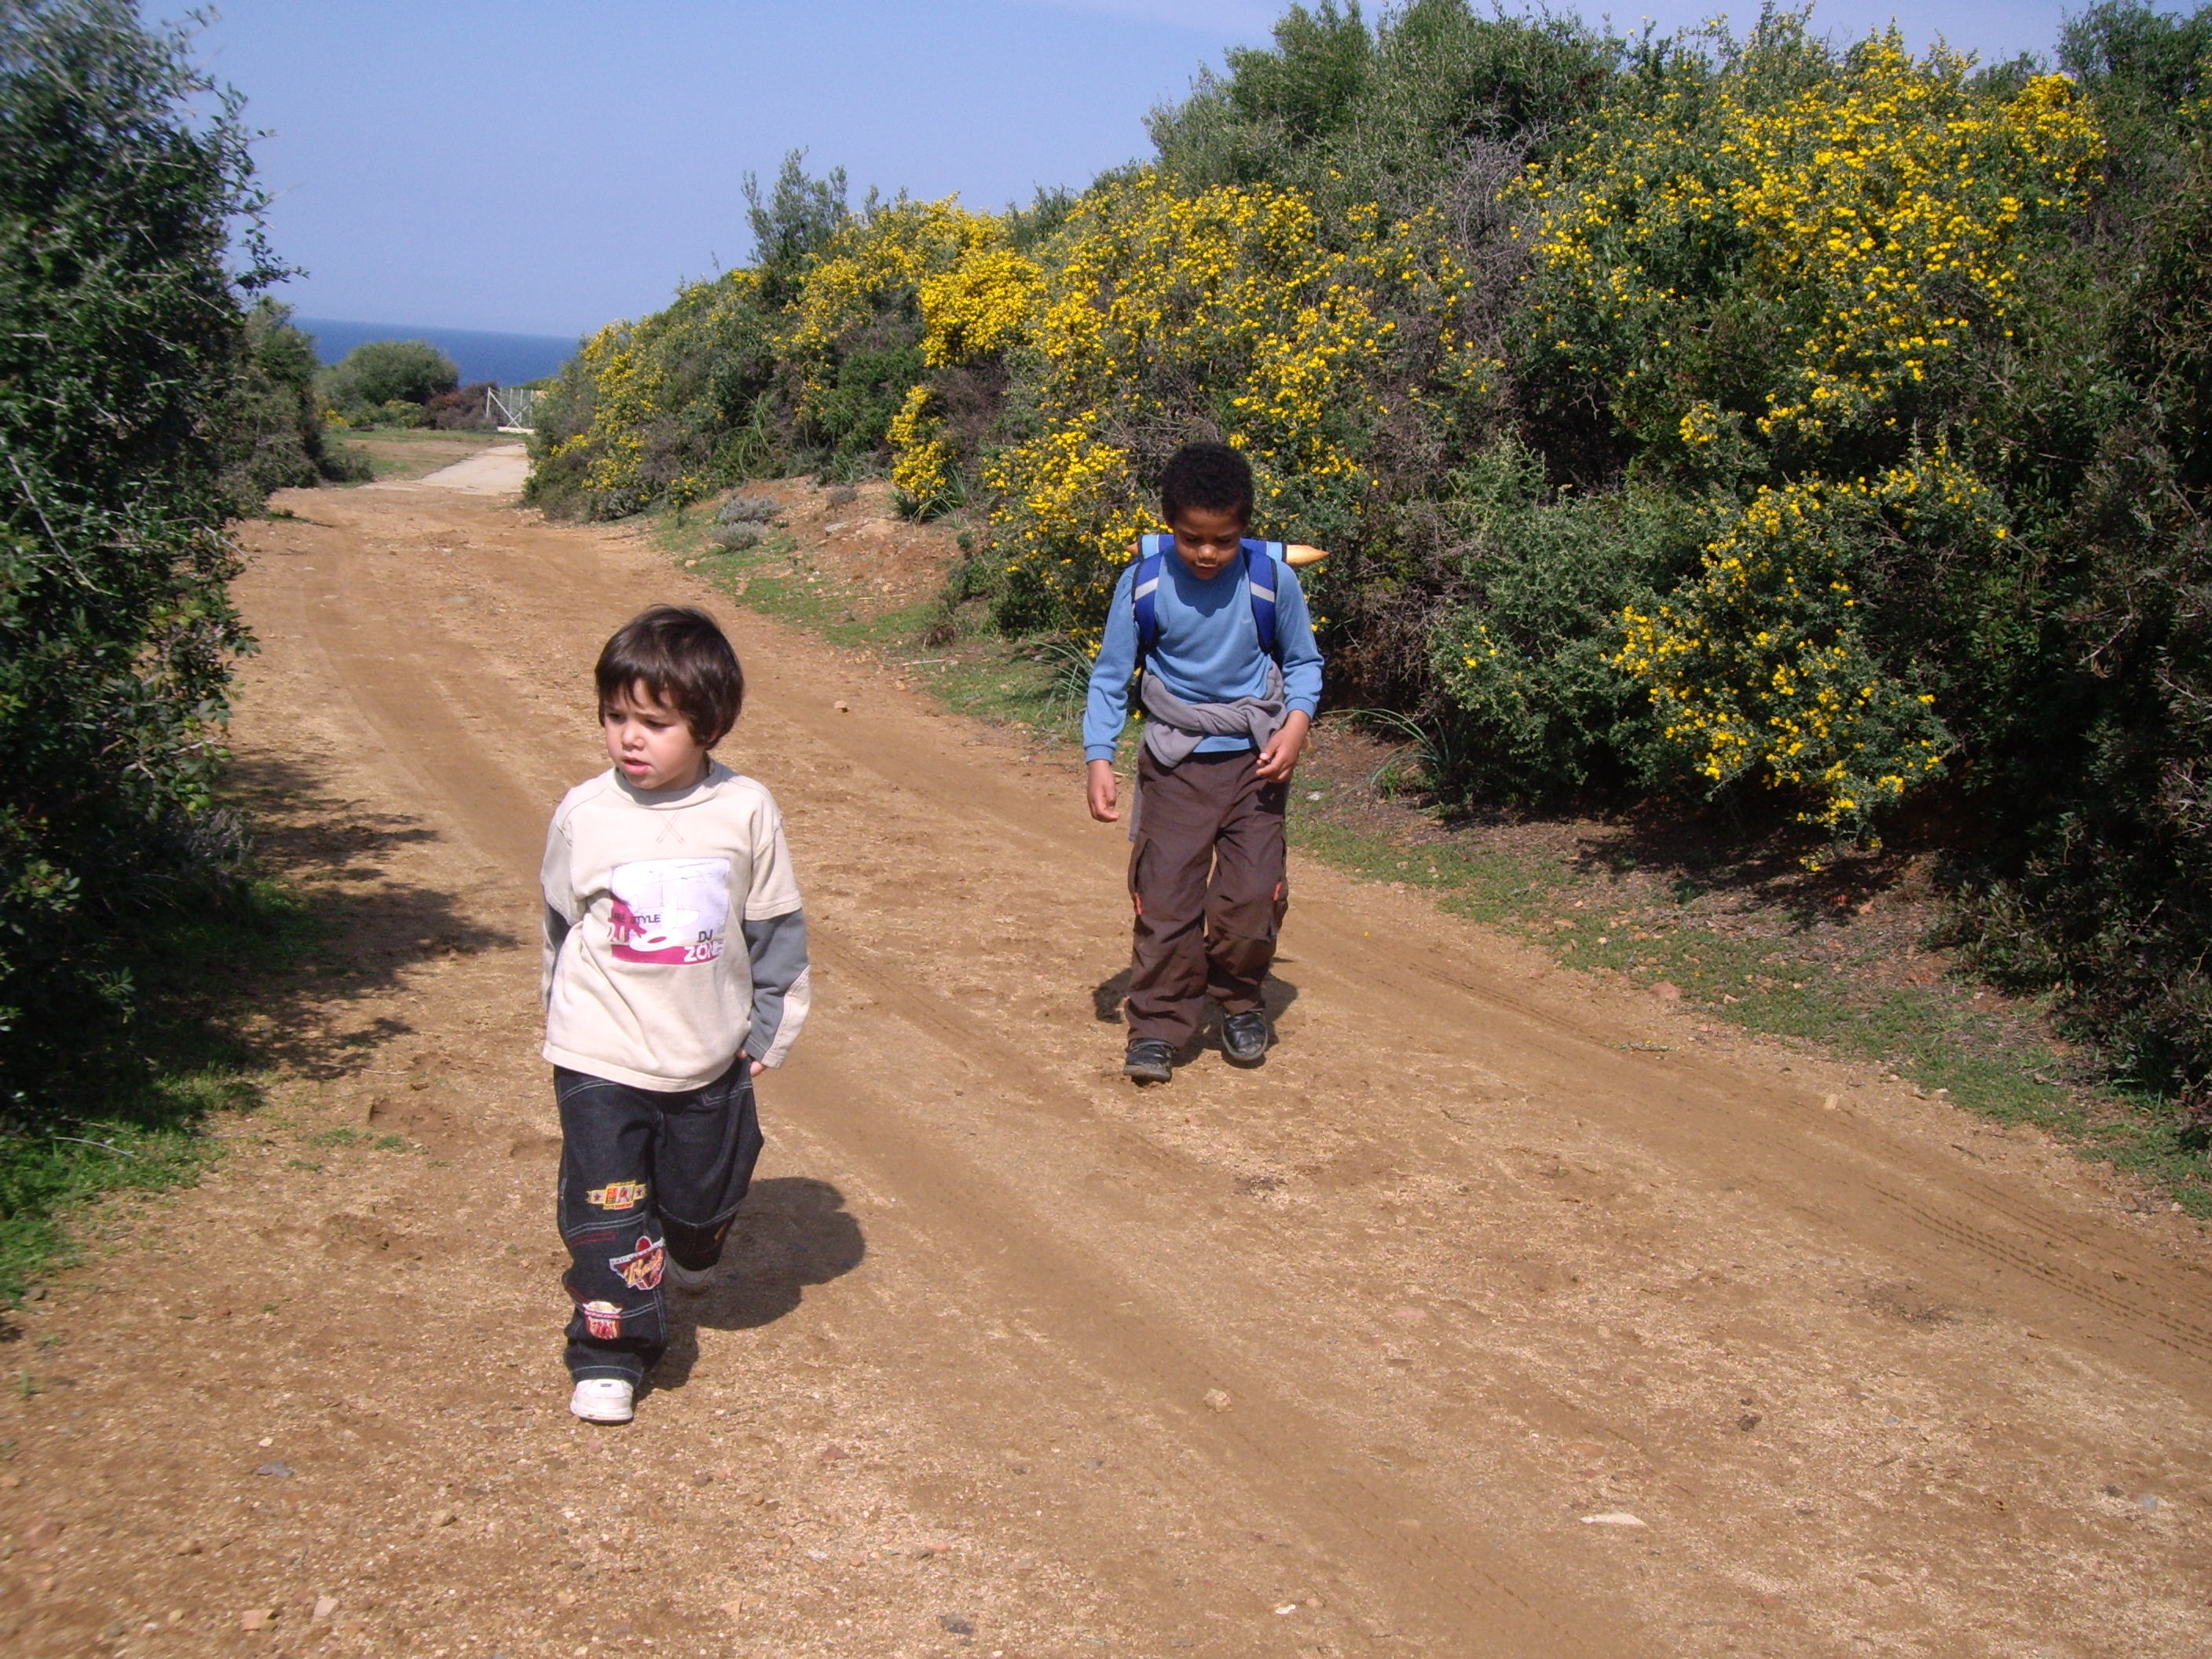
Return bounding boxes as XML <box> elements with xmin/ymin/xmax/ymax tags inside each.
<box><xmin>1086</xmin><ymin>759</ymin><xmax>1122</xmax><ymax>822</ymax></box>
<box><xmin>749</xmin><ymin>1059</ymin><xmax>766</xmax><ymax>1077</ymax></box>
<box><xmin>1255</xmin><ymin>710</ymin><xmax>1311</xmax><ymax>783</ymax></box>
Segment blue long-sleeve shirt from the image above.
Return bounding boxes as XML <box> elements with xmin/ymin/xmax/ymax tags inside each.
<box><xmin>1083</xmin><ymin>548</ymin><xmax>1324</xmax><ymax>763</ymax></box>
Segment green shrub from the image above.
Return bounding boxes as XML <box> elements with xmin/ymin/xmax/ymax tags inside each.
<box><xmin>526</xmin><ymin>264</ymin><xmax>791</xmax><ymax>519</ymax></box>
<box><xmin>1425</xmin><ymin>440</ymin><xmax>1685</xmax><ymax>801</ymax></box>
<box><xmin>1938</xmin><ymin>44</ymin><xmax>2212</xmax><ymax>1104</ymax></box>
<box><xmin>0</xmin><ymin>0</ymin><xmax>271</xmax><ymax>1116</ymax></box>
<box><xmin>1148</xmin><ymin>0</ymin><xmax>1617</xmax><ymax>214</ymax></box>
<box><xmin>745</xmin><ymin>148</ymin><xmax>850</xmax><ymax>306</ymax></box>
<box><xmin>317</xmin><ymin>337</ymin><xmax>458</xmax><ymax>425</ymax></box>
<box><xmin>218</xmin><ymin>298</ymin><xmax>361</xmax><ymax>507</ymax></box>
<box><xmin>805</xmin><ymin>338</ymin><xmax>923</xmax><ymax>460</ymax></box>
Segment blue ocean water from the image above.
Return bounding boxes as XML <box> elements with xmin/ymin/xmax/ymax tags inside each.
<box><xmin>296</xmin><ymin>317</ymin><xmax>579</xmax><ymax>386</ymax></box>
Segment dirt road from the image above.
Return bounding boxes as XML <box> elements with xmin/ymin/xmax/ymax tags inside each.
<box><xmin>3</xmin><ymin>463</ymin><xmax>2210</xmax><ymax>1657</ymax></box>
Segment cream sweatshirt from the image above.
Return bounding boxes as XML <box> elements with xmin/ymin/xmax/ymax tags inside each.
<box><xmin>540</xmin><ymin>763</ymin><xmax>808</xmax><ymax>1090</ymax></box>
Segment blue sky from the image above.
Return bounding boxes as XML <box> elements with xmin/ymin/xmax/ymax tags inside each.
<box><xmin>188</xmin><ymin>0</ymin><xmax>2081</xmax><ymax>339</ymax></box>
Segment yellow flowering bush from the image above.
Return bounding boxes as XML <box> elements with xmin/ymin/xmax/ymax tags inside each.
<box><xmin>567</xmin><ymin>321</ymin><xmax>661</xmax><ymax>510</ymax></box>
<box><xmin>529</xmin><ymin>186</ymin><xmax>1049</xmax><ymax>521</ymax></box>
<box><xmin>1610</xmin><ymin>450</ymin><xmax>2011</xmax><ymax>833</ymax></box>
<box><xmin>984</xmin><ymin>169</ymin><xmax>1487</xmax><ymax>628</ymax></box>
<box><xmin>1515</xmin><ymin>21</ymin><xmax>2100</xmax><ymax>833</ymax></box>
<box><xmin>533</xmin><ymin>318</ymin><xmax>689</xmax><ymax>517</ymax></box>
<box><xmin>529</xmin><ymin>269</ymin><xmax>780</xmax><ymax>518</ymax></box>
<box><xmin>786</xmin><ymin>198</ymin><xmax>1013</xmax><ymax>492</ymax></box>
<box><xmin>1727</xmin><ymin>46</ymin><xmax>2100</xmax><ymax>439</ymax></box>
<box><xmin>1521</xmin><ymin>26</ymin><xmax>2100</xmax><ymax>456</ymax></box>
<box><xmin>787</xmin><ymin>199</ymin><xmax>1002</xmax><ymax>356</ymax></box>
<box><xmin>885</xmin><ymin>383</ymin><xmax>957</xmax><ymax>509</ymax></box>
<box><xmin>918</xmin><ymin>245</ymin><xmax>1044</xmax><ymax>367</ymax></box>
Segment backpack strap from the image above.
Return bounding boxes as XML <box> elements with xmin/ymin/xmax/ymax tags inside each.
<box><xmin>1130</xmin><ymin>533</ymin><xmax>1284</xmax><ymax>665</ymax></box>
<box><xmin>1242</xmin><ymin>540</ymin><xmax>1281</xmax><ymax>661</ymax></box>
<box><xmin>1132</xmin><ymin>534</ymin><xmax>1170</xmax><ymax>661</ymax></box>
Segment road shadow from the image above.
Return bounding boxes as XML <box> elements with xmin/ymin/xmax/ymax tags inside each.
<box><xmin>1089</xmin><ymin>965</ymin><xmax>1301</xmax><ymax>1060</ymax></box>
<box><xmin>651</xmin><ymin>1176</ymin><xmax>866</xmax><ymax>1390</ymax></box>
<box><xmin>220</xmin><ymin>753</ymin><xmax>515</xmax><ymax>1082</ymax></box>
<box><xmin>1566</xmin><ymin>800</ymin><xmax>1922</xmax><ymax>932</ymax></box>
<box><xmin>1302</xmin><ymin>716</ymin><xmax>1937</xmax><ymax>933</ymax></box>
<box><xmin>1092</xmin><ymin>967</ymin><xmax>1132</xmax><ymax>1022</ymax></box>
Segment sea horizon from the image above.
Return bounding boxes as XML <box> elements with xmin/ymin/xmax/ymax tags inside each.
<box><xmin>295</xmin><ymin>316</ymin><xmax>580</xmax><ymax>387</ymax></box>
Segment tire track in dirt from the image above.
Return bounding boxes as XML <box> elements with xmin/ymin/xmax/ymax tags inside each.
<box><xmin>2</xmin><ymin>474</ymin><xmax>2209</xmax><ymax>1657</ymax></box>
<box><xmin>1293</xmin><ymin>936</ymin><xmax>2212</xmax><ymax>1381</ymax></box>
<box><xmin>773</xmin><ymin>1039</ymin><xmax>1611</xmax><ymax>1657</ymax></box>
<box><xmin>709</xmin><ymin>577</ymin><xmax>2212</xmax><ymax>1403</ymax></box>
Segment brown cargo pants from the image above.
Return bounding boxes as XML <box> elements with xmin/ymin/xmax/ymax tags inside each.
<box><xmin>1126</xmin><ymin>747</ymin><xmax>1287</xmax><ymax>1051</ymax></box>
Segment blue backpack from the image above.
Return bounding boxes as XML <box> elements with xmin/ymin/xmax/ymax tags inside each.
<box><xmin>1131</xmin><ymin>533</ymin><xmax>1284</xmax><ymax>664</ymax></box>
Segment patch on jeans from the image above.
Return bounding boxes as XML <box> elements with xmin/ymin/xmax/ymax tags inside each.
<box><xmin>587</xmin><ymin>1180</ymin><xmax>648</xmax><ymax>1210</ymax></box>
<box><xmin>609</xmin><ymin>1235</ymin><xmax>666</xmax><ymax>1291</ymax></box>
<box><xmin>577</xmin><ymin>1299</ymin><xmax>624</xmax><ymax>1340</ymax></box>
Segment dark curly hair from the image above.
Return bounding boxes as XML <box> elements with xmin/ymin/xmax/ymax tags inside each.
<box><xmin>595</xmin><ymin>605</ymin><xmax>745</xmax><ymax>747</ymax></box>
<box><xmin>1159</xmin><ymin>441</ymin><xmax>1254</xmax><ymax>525</ymax></box>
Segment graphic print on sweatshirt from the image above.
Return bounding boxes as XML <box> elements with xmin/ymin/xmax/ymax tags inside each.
<box><xmin>607</xmin><ymin>857</ymin><xmax>730</xmax><ymax>965</ymax></box>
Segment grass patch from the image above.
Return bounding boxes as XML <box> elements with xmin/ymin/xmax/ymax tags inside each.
<box><xmin>0</xmin><ymin>876</ymin><xmax>320</xmax><ymax>1301</ymax></box>
<box><xmin>663</xmin><ymin>509</ymin><xmax>935</xmax><ymax>647</ymax></box>
<box><xmin>658</xmin><ymin>490</ymin><xmax>2210</xmax><ymax>1218</ymax></box>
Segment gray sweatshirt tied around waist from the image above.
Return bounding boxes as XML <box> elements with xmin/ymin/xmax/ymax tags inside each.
<box><xmin>1126</xmin><ymin>663</ymin><xmax>1287</xmax><ymax>837</ymax></box>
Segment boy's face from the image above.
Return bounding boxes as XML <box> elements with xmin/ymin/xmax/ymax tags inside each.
<box><xmin>602</xmin><ymin>682</ymin><xmax>709</xmax><ymax>792</ymax></box>
<box><xmin>1167</xmin><ymin>503</ymin><xmax>1251</xmax><ymax>580</ymax></box>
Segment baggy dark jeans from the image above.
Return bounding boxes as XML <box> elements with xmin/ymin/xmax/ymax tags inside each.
<box><xmin>1126</xmin><ymin>746</ymin><xmax>1287</xmax><ymax>1051</ymax></box>
<box><xmin>554</xmin><ymin>1059</ymin><xmax>763</xmax><ymax>1384</ymax></box>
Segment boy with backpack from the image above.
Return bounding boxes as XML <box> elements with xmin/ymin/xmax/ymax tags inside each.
<box><xmin>1083</xmin><ymin>442</ymin><xmax>1325</xmax><ymax>1084</ymax></box>
<box><xmin>540</xmin><ymin>606</ymin><xmax>811</xmax><ymax>1423</ymax></box>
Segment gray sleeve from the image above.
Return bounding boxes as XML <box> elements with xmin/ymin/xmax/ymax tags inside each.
<box><xmin>742</xmin><ymin>909</ymin><xmax>811</xmax><ymax>1067</ymax></box>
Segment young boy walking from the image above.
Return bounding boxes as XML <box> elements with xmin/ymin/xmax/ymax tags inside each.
<box><xmin>1083</xmin><ymin>442</ymin><xmax>1324</xmax><ymax>1084</ymax></box>
<box><xmin>540</xmin><ymin>605</ymin><xmax>810</xmax><ymax>1423</ymax></box>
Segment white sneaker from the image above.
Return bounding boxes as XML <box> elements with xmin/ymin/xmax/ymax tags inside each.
<box><xmin>666</xmin><ymin>1259</ymin><xmax>714</xmax><ymax>1295</ymax></box>
<box><xmin>569</xmin><ymin>1378</ymin><xmax>635</xmax><ymax>1423</ymax></box>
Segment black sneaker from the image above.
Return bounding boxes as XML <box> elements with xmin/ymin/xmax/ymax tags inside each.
<box><xmin>1221</xmin><ymin>1010</ymin><xmax>1270</xmax><ymax>1067</ymax></box>
<box><xmin>1123</xmin><ymin>1038</ymin><xmax>1175</xmax><ymax>1084</ymax></box>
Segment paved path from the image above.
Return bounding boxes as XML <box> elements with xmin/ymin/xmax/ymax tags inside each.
<box><xmin>375</xmin><ymin>441</ymin><xmax>532</xmax><ymax>495</ymax></box>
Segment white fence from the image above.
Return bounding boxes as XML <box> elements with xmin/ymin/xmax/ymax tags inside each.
<box><xmin>488</xmin><ymin>386</ymin><xmax>538</xmax><ymax>433</ymax></box>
